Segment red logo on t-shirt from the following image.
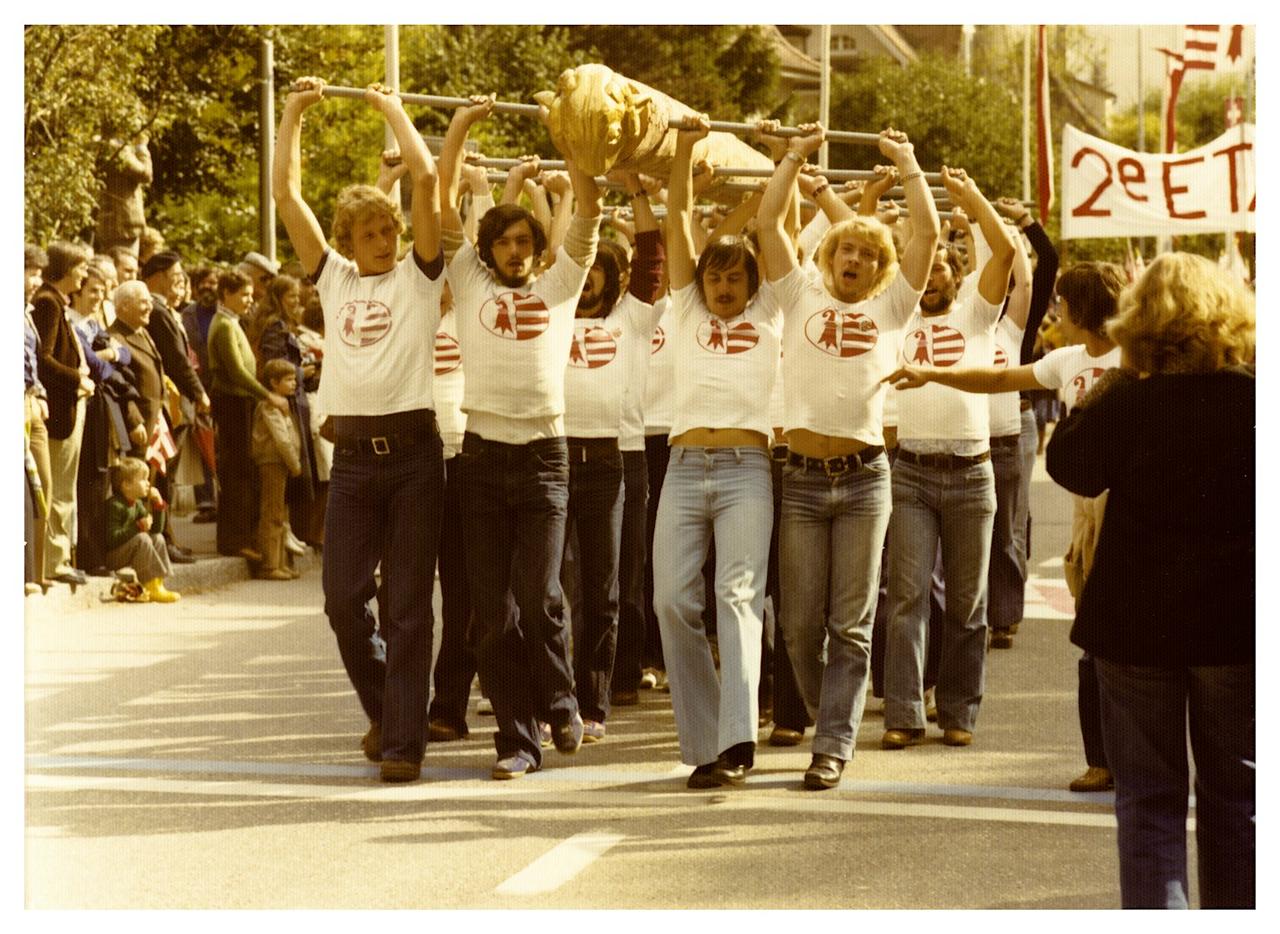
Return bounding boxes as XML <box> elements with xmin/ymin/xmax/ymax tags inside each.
<box><xmin>568</xmin><ymin>323</ymin><xmax>618</xmax><ymax>369</ymax></box>
<box><xmin>337</xmin><ymin>300</ymin><xmax>392</xmax><ymax>348</ymax></box>
<box><xmin>993</xmin><ymin>346</ymin><xmax>1009</xmax><ymax>368</ymax></box>
<box><xmin>804</xmin><ymin>308</ymin><xmax>878</xmax><ymax>358</ymax></box>
<box><xmin>905</xmin><ymin>324</ymin><xmax>965</xmax><ymax>366</ymax></box>
<box><xmin>480</xmin><ymin>291</ymin><xmax>550</xmax><ymax>341</ymax></box>
<box><xmin>434</xmin><ymin>332</ymin><xmax>461</xmax><ymax>375</ymax></box>
<box><xmin>698</xmin><ymin>317</ymin><xmax>759</xmax><ymax>355</ymax></box>
<box><xmin>651</xmin><ymin>326</ymin><xmax>666</xmax><ymax>354</ymax></box>
<box><xmin>1070</xmin><ymin>366</ymin><xmax>1106</xmax><ymax>406</ymax></box>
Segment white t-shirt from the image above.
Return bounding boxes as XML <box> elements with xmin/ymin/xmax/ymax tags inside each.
<box><xmin>614</xmin><ymin>294</ymin><xmax>666</xmax><ymax>451</ymax></box>
<box><xmin>564</xmin><ymin>294</ymin><xmax>662</xmax><ymax>439</ymax></box>
<box><xmin>1032</xmin><ymin>343</ymin><xmax>1123</xmax><ymax>415</ymax></box>
<box><xmin>773</xmin><ymin>265</ymin><xmax>922</xmax><ymax>445</ymax></box>
<box><xmin>433</xmin><ymin>310</ymin><xmax>466</xmax><ymax>458</ymax></box>
<box><xmin>642</xmin><ymin>298</ymin><xmax>676</xmax><ymax>435</ymax></box>
<box><xmin>667</xmin><ymin>282</ymin><xmax>782</xmax><ymax>441</ymax></box>
<box><xmin>448</xmin><ymin>239</ymin><xmax>589</xmax><ymax>439</ymax></box>
<box><xmin>896</xmin><ymin>292</ymin><xmax>1004</xmax><ymax>453</ymax></box>
<box><xmin>989</xmin><ymin>315</ymin><xmax>1024</xmax><ymax>438</ymax></box>
<box><xmin>314</xmin><ymin>248</ymin><xmax>443</xmax><ymax>417</ymax></box>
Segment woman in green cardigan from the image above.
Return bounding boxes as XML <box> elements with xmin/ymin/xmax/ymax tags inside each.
<box><xmin>208</xmin><ymin>269</ymin><xmax>289</xmax><ymax>558</ymax></box>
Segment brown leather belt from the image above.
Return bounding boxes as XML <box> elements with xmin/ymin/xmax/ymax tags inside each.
<box><xmin>895</xmin><ymin>449</ymin><xmax>991</xmax><ymax>470</ymax></box>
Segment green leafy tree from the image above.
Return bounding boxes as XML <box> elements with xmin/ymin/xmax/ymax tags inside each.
<box><xmin>564</xmin><ymin>26</ymin><xmax>779</xmax><ymax>119</ymax></box>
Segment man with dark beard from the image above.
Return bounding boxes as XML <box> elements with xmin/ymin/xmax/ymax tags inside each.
<box><xmin>438</xmin><ymin>95</ymin><xmax>603</xmax><ymax>780</ymax></box>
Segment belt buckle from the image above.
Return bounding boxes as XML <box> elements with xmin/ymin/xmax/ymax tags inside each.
<box><xmin>371</xmin><ymin>436</ymin><xmax>391</xmax><ymax>455</ymax></box>
<box><xmin>771</xmin><ymin>444</ymin><xmax>789</xmax><ymax>464</ymax></box>
<box><xmin>823</xmin><ymin>456</ymin><xmax>850</xmax><ymax>479</ymax></box>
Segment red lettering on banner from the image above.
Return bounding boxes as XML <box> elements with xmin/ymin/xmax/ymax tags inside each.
<box><xmin>1116</xmin><ymin>158</ymin><xmax>1147</xmax><ymax>202</ymax></box>
<box><xmin>1212</xmin><ymin>141</ymin><xmax>1252</xmax><ymax>213</ymax></box>
<box><xmin>1070</xmin><ymin>148</ymin><xmax>1112</xmax><ymax>217</ymax></box>
<box><xmin>1162</xmin><ymin>157</ymin><xmax>1207</xmax><ymax>220</ymax></box>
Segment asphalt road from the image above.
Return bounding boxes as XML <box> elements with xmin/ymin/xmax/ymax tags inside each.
<box><xmin>25</xmin><ymin>457</ymin><xmax>1152</xmax><ymax>910</ymax></box>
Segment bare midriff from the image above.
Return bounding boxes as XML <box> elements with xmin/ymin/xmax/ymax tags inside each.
<box><xmin>784</xmin><ymin>428</ymin><xmax>872</xmax><ymax>459</ymax></box>
<box><xmin>670</xmin><ymin>428</ymin><xmax>770</xmax><ymax>451</ymax></box>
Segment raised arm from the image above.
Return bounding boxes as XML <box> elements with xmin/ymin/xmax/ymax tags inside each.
<box><xmin>459</xmin><ymin>151</ymin><xmax>494</xmax><ymax>244</ymax></box>
<box><xmin>622</xmin><ymin>171</ymin><xmax>664</xmax><ymax>303</ymax></box>
<box><xmin>501</xmin><ymin>155</ymin><xmax>540</xmax><ymax>205</ymax></box>
<box><xmin>541</xmin><ymin>170</ymin><xmax>574</xmax><ymax>260</ymax></box>
<box><xmin>365</xmin><ymin>84</ymin><xmax>440</xmax><ymax>265</ymax></box>
<box><xmin>942</xmin><ymin>167</ymin><xmax>1014</xmax><ymax>306</ymax></box>
<box><xmin>858</xmin><ymin>164</ymin><xmax>899</xmax><ymax>217</ymax></box>
<box><xmin>557</xmin><ymin>157</ymin><xmax>602</xmax><ymax>270</ymax></box>
<box><xmin>995</xmin><ymin>198</ymin><xmax>1059</xmax><ymax>364</ymax></box>
<box><xmin>1003</xmin><ymin>222</ymin><xmax>1033</xmax><ymax>330</ymax></box>
<box><xmin>758</xmin><ymin>123</ymin><xmax>823</xmax><ymax>283</ymax></box>
<box><xmin>438</xmin><ymin>95</ymin><xmax>494</xmax><ymax>237</ymax></box>
<box><xmin>665</xmin><ymin>114</ymin><xmax>711</xmax><ymax>291</ymax></box>
<box><xmin>707</xmin><ymin>189</ymin><xmax>763</xmax><ymax>243</ymax></box>
<box><xmin>880</xmin><ymin>129</ymin><xmax>940</xmax><ymax>292</ymax></box>
<box><xmin>374</xmin><ymin>149</ymin><xmax>408</xmax><ymax>195</ymax></box>
<box><xmin>272</xmin><ymin>77</ymin><xmax>329</xmax><ymax>276</ymax></box>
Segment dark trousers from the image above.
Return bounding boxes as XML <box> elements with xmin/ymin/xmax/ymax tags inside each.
<box><xmin>1079</xmin><ymin>653</ymin><xmax>1109</xmax><ymax>768</ymax></box>
<box><xmin>428</xmin><ymin>457</ymin><xmax>475</xmax><ymax>734</ymax></box>
<box><xmin>987</xmin><ymin>438</ymin><xmax>1025</xmax><ymax>632</ymax></box>
<box><xmin>322</xmin><ymin>432</ymin><xmax>443</xmax><ymax>764</ymax></box>
<box><xmin>564</xmin><ymin>441</ymin><xmax>624</xmax><ymax>722</ymax></box>
<box><xmin>211</xmin><ymin>393</ymin><xmax>259</xmax><ymax>555</ymax></box>
<box><xmin>641</xmin><ymin>434</ymin><xmax>670</xmax><ymax>671</ymax></box>
<box><xmin>458</xmin><ymin>432</ymin><xmax>576</xmax><ymax>768</ymax></box>
<box><xmin>612</xmin><ymin>449</ymin><xmax>650</xmax><ymax>693</ymax></box>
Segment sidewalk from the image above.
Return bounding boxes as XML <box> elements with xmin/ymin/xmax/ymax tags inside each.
<box><xmin>24</xmin><ymin>512</ymin><xmax>320</xmax><ymax>619</ymax></box>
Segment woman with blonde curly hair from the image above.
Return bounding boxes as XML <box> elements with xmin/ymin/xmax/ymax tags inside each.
<box><xmin>1045</xmin><ymin>252</ymin><xmax>1255</xmax><ymax>908</ymax></box>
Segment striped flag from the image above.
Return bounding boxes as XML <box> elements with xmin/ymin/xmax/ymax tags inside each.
<box><xmin>805</xmin><ymin>309</ymin><xmax>878</xmax><ymax>358</ymax></box>
<box><xmin>650</xmin><ymin>326</ymin><xmax>666</xmax><ymax>354</ymax></box>
<box><xmin>568</xmin><ymin>323</ymin><xmax>618</xmax><ymax>369</ymax></box>
<box><xmin>1036</xmin><ymin>25</ymin><xmax>1054</xmax><ymax>222</ymax></box>
<box><xmin>434</xmin><ymin>331</ymin><xmax>461</xmax><ymax>375</ymax></box>
<box><xmin>905</xmin><ymin>325</ymin><xmax>967</xmax><ymax>367</ymax></box>
<box><xmin>1159</xmin><ymin>25</ymin><xmax>1248</xmax><ymax>153</ymax></box>
<box><xmin>337</xmin><ymin>300</ymin><xmax>393</xmax><ymax>348</ymax></box>
<box><xmin>482</xmin><ymin>291</ymin><xmax>550</xmax><ymax>341</ymax></box>
<box><xmin>146</xmin><ymin>413</ymin><xmax>178</xmax><ymax>475</ymax></box>
<box><xmin>697</xmin><ymin>317</ymin><xmax>760</xmax><ymax>355</ymax></box>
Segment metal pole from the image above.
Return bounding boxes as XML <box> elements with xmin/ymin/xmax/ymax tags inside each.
<box><xmin>962</xmin><ymin>25</ymin><xmax>975</xmax><ymax>78</ymax></box>
<box><xmin>1021</xmin><ymin>25</ymin><xmax>1031</xmax><ymax>204</ymax></box>
<box><xmin>316</xmin><ymin>84</ymin><xmax>883</xmax><ymax>145</ymax></box>
<box><xmin>1136</xmin><ymin>26</ymin><xmax>1145</xmax><ymax>153</ymax></box>
<box><xmin>258</xmin><ymin>38</ymin><xmax>276</xmax><ymax>262</ymax></box>
<box><xmin>819</xmin><ymin>25</ymin><xmax>831</xmax><ymax>168</ymax></box>
<box><xmin>384</xmin><ymin>26</ymin><xmax>402</xmax><ymax>212</ymax></box>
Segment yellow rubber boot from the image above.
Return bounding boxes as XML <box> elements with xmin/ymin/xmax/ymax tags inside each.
<box><xmin>144</xmin><ymin>578</ymin><xmax>181</xmax><ymax>603</ymax></box>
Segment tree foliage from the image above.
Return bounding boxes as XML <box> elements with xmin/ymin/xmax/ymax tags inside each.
<box><xmin>564</xmin><ymin>26</ymin><xmax>779</xmax><ymax>120</ymax></box>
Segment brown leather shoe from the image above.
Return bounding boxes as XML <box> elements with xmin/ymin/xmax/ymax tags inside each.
<box><xmin>1069</xmin><ymin>766</ymin><xmax>1114</xmax><ymax>792</ymax></box>
<box><xmin>989</xmin><ymin>630</ymin><xmax>1014</xmax><ymax>649</ymax></box>
<box><xmin>379</xmin><ymin>759</ymin><xmax>421</xmax><ymax>783</ymax></box>
<box><xmin>361</xmin><ymin>722</ymin><xmax>381</xmax><ymax>762</ymax></box>
<box><xmin>428</xmin><ymin>719</ymin><xmax>464</xmax><ymax>742</ymax></box>
<box><xmin>942</xmin><ymin>728</ymin><xmax>973</xmax><ymax>747</ymax></box>
<box><xmin>768</xmin><ymin>726</ymin><xmax>804</xmax><ymax>747</ymax></box>
<box><xmin>881</xmin><ymin>728</ymin><xmax>926</xmax><ymax>749</ymax></box>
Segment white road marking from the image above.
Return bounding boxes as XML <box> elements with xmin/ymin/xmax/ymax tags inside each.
<box><xmin>495</xmin><ymin>831</ymin><xmax>625</xmax><ymax>895</ymax></box>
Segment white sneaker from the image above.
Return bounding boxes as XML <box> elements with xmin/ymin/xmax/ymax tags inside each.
<box><xmin>284</xmin><ymin>530</ymin><xmax>306</xmax><ymax>556</ymax></box>
<box><xmin>639</xmin><ymin>668</ymin><xmax>659</xmax><ymax>690</ymax></box>
<box><xmin>477</xmin><ymin>697</ymin><xmax>494</xmax><ymax>716</ymax></box>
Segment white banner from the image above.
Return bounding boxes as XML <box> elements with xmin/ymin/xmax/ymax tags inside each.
<box><xmin>1060</xmin><ymin>123</ymin><xmax>1255</xmax><ymax>239</ymax></box>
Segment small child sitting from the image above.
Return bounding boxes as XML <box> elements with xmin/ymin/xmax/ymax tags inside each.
<box><xmin>252</xmin><ymin>358</ymin><xmax>303</xmax><ymax>580</ymax></box>
<box><xmin>105</xmin><ymin>457</ymin><xmax>180</xmax><ymax>603</ymax></box>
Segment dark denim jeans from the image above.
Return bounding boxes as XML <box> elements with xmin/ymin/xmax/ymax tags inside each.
<box><xmin>1095</xmin><ymin>659</ymin><xmax>1255</xmax><ymax>909</ymax></box>
<box><xmin>641</xmin><ymin>434</ymin><xmax>671</xmax><ymax>671</ymax></box>
<box><xmin>457</xmin><ymin>432</ymin><xmax>576</xmax><ymax>768</ymax></box>
<box><xmin>987</xmin><ymin>438</ymin><xmax>1025</xmax><ymax>632</ymax></box>
<box><xmin>322</xmin><ymin>430</ymin><xmax>444</xmax><ymax>764</ymax></box>
<box><xmin>428</xmin><ymin>456</ymin><xmax>475</xmax><ymax>734</ymax></box>
<box><xmin>611</xmin><ymin>450</ymin><xmax>650</xmax><ymax>693</ymax></box>
<box><xmin>564</xmin><ymin>440</ymin><xmax>624</xmax><ymax>722</ymax></box>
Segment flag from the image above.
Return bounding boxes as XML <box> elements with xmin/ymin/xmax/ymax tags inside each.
<box><xmin>1183</xmin><ymin>24</ymin><xmax>1248</xmax><ymax>71</ymax></box>
<box><xmin>1035</xmin><ymin>25</ymin><xmax>1054</xmax><ymax>221</ymax></box>
<box><xmin>146</xmin><ymin>412</ymin><xmax>178</xmax><ymax>475</ymax></box>
<box><xmin>1156</xmin><ymin>46</ymin><xmax>1187</xmax><ymax>153</ymax></box>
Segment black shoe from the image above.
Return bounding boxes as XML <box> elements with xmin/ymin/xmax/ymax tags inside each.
<box><xmin>803</xmin><ymin>754</ymin><xmax>845</xmax><ymax>790</ymax></box>
<box><xmin>53</xmin><ymin>569</ymin><xmax>87</xmax><ymax>586</ymax></box>
<box><xmin>711</xmin><ymin>758</ymin><xmax>748</xmax><ymax>786</ymax></box>
<box><xmin>191</xmin><ymin>509</ymin><xmax>217</xmax><ymax>524</ymax></box>
<box><xmin>686</xmin><ymin>763</ymin><xmax>721</xmax><ymax>790</ymax></box>
<box><xmin>167</xmin><ymin>545</ymin><xmax>196</xmax><ymax>565</ymax></box>
<box><xmin>552</xmin><ymin>712</ymin><xmax>584</xmax><ymax>755</ymax></box>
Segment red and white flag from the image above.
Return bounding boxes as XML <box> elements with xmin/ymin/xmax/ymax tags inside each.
<box><xmin>1159</xmin><ymin>25</ymin><xmax>1249</xmax><ymax>153</ymax></box>
<box><xmin>1036</xmin><ymin>25</ymin><xmax>1054</xmax><ymax>222</ymax></box>
<box><xmin>146</xmin><ymin>413</ymin><xmax>178</xmax><ymax>475</ymax></box>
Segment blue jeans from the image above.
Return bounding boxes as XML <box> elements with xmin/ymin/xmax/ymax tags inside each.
<box><xmin>1095</xmin><ymin>659</ymin><xmax>1255</xmax><ymax>909</ymax></box>
<box><xmin>322</xmin><ymin>432</ymin><xmax>444</xmax><ymax>764</ymax></box>
<box><xmin>1014</xmin><ymin>406</ymin><xmax>1037</xmax><ymax>565</ymax></box>
<box><xmin>778</xmin><ymin>453</ymin><xmax>891</xmax><ymax>760</ymax></box>
<box><xmin>884</xmin><ymin>456</ymin><xmax>995</xmax><ymax>732</ymax></box>
<box><xmin>564</xmin><ymin>441</ymin><xmax>624</xmax><ymax>722</ymax></box>
<box><xmin>456</xmin><ymin>432</ymin><xmax>576</xmax><ymax>768</ymax></box>
<box><xmin>987</xmin><ymin>438</ymin><xmax>1025</xmax><ymax>632</ymax></box>
<box><xmin>653</xmin><ymin>446</ymin><xmax>773</xmax><ymax>766</ymax></box>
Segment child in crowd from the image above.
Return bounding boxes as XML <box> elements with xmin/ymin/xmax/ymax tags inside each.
<box><xmin>252</xmin><ymin>358</ymin><xmax>302</xmax><ymax>580</ymax></box>
<box><xmin>105</xmin><ymin>457</ymin><xmax>180</xmax><ymax>603</ymax></box>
